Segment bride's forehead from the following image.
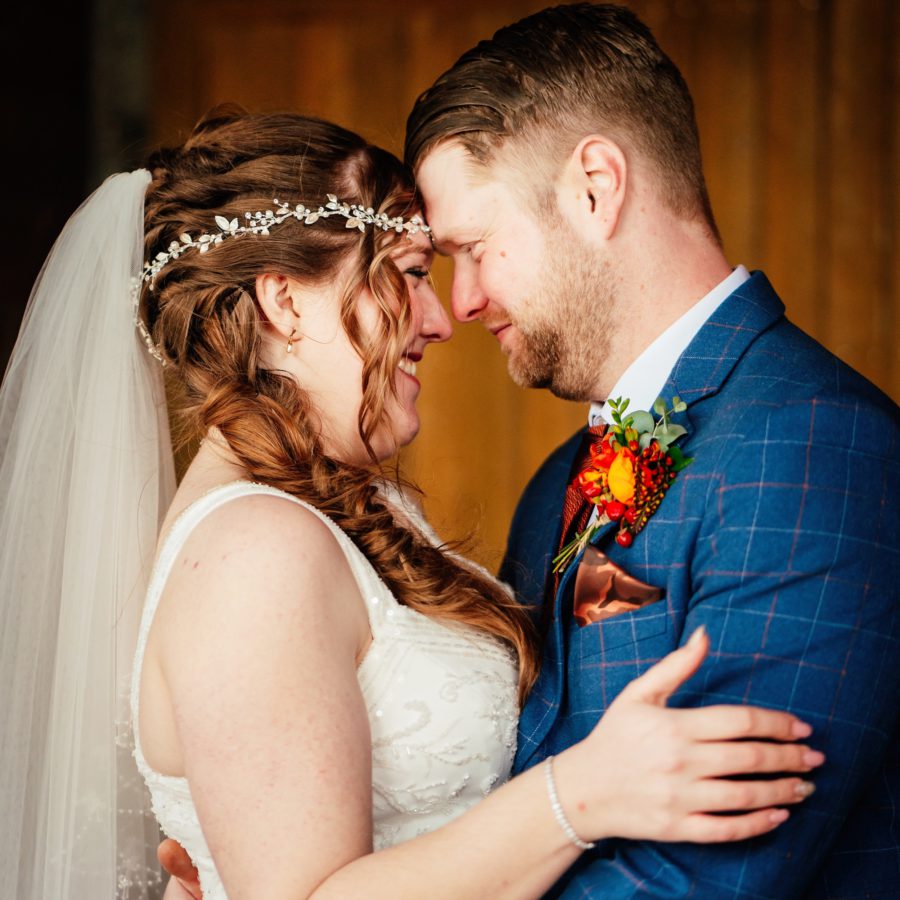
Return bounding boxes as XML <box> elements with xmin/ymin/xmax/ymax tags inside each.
<box><xmin>390</xmin><ymin>229</ymin><xmax>433</xmax><ymax>258</ymax></box>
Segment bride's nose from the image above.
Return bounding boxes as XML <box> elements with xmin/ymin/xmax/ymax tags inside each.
<box><xmin>420</xmin><ymin>283</ymin><xmax>452</xmax><ymax>343</ymax></box>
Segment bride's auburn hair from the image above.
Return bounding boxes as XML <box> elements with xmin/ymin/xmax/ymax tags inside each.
<box><xmin>138</xmin><ymin>107</ymin><xmax>539</xmax><ymax>702</ymax></box>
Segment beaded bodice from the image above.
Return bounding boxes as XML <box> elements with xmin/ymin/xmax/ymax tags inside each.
<box><xmin>130</xmin><ymin>481</ymin><xmax>518</xmax><ymax>899</ymax></box>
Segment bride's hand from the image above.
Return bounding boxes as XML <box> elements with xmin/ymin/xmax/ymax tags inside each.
<box><xmin>554</xmin><ymin>626</ymin><xmax>824</xmax><ymax>845</ymax></box>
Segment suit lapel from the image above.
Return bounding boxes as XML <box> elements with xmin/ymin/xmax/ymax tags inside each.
<box><xmin>661</xmin><ymin>271</ymin><xmax>785</xmax><ymax>406</ymax></box>
<box><xmin>517</xmin><ymin>514</ymin><xmax>619</xmax><ymax>769</ymax></box>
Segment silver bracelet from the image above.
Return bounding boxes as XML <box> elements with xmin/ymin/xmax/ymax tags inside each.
<box><xmin>543</xmin><ymin>755</ymin><xmax>596</xmax><ymax>851</ymax></box>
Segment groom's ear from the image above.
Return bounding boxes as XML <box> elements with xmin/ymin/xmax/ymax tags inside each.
<box><xmin>555</xmin><ymin>135</ymin><xmax>626</xmax><ymax>243</ymax></box>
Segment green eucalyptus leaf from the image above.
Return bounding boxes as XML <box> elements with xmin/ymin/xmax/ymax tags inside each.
<box><xmin>629</xmin><ymin>410</ymin><xmax>655</xmax><ymax>434</ymax></box>
<box><xmin>653</xmin><ymin>397</ymin><xmax>667</xmax><ymax>416</ymax></box>
<box><xmin>639</xmin><ymin>432</ymin><xmax>653</xmax><ymax>450</ymax></box>
<box><xmin>659</xmin><ymin>423</ymin><xmax>687</xmax><ymax>443</ymax></box>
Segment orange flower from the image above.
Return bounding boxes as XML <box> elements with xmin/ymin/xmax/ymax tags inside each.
<box><xmin>589</xmin><ymin>436</ymin><xmax>618</xmax><ymax>470</ymax></box>
<box><xmin>607</xmin><ymin>451</ymin><xmax>636</xmax><ymax>504</ymax></box>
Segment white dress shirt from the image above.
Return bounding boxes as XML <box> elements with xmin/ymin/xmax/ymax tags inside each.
<box><xmin>588</xmin><ymin>265</ymin><xmax>750</xmax><ymax>428</ymax></box>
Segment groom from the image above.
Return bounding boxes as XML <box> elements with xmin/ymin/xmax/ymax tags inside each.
<box><xmin>405</xmin><ymin>3</ymin><xmax>900</xmax><ymax>898</ymax></box>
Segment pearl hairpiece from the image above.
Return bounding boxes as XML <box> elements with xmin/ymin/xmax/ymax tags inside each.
<box><xmin>132</xmin><ymin>195</ymin><xmax>430</xmax><ymax>365</ymax></box>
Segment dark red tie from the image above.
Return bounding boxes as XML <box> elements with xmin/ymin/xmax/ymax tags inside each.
<box><xmin>543</xmin><ymin>422</ymin><xmax>608</xmax><ymax>629</ymax></box>
<box><xmin>558</xmin><ymin>422</ymin><xmax>609</xmax><ymax>555</ymax></box>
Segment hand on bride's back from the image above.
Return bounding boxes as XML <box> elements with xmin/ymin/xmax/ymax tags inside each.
<box><xmin>554</xmin><ymin>627</ymin><xmax>823</xmax><ymax>845</ymax></box>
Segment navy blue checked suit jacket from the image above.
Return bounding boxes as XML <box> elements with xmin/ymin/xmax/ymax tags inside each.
<box><xmin>502</xmin><ymin>273</ymin><xmax>900</xmax><ymax>899</ymax></box>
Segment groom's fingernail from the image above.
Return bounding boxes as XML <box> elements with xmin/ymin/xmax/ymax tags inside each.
<box><xmin>803</xmin><ymin>749</ymin><xmax>825</xmax><ymax>767</ymax></box>
<box><xmin>795</xmin><ymin>781</ymin><xmax>816</xmax><ymax>798</ymax></box>
<box><xmin>792</xmin><ymin>720</ymin><xmax>813</xmax><ymax>738</ymax></box>
<box><xmin>687</xmin><ymin>625</ymin><xmax>707</xmax><ymax>647</ymax></box>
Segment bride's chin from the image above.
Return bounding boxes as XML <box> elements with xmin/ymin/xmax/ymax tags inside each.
<box><xmin>375</xmin><ymin>414</ymin><xmax>420</xmax><ymax>460</ymax></box>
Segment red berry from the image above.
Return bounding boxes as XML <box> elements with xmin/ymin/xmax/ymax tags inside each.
<box><xmin>616</xmin><ymin>529</ymin><xmax>634</xmax><ymax>548</ymax></box>
<box><xmin>629</xmin><ymin>440</ymin><xmax>639</xmax><ymax>452</ymax></box>
<box><xmin>624</xmin><ymin>507</ymin><xmax>638</xmax><ymax>525</ymax></box>
<box><xmin>606</xmin><ymin>501</ymin><xmax>626</xmax><ymax>522</ymax></box>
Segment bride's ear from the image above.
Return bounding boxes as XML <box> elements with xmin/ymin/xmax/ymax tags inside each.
<box><xmin>255</xmin><ymin>273</ymin><xmax>300</xmax><ymax>333</ymax></box>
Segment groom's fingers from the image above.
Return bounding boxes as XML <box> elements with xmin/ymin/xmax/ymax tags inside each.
<box><xmin>158</xmin><ymin>839</ymin><xmax>201</xmax><ymax>896</ymax></box>
<box><xmin>618</xmin><ymin>626</ymin><xmax>709</xmax><ymax>705</ymax></box>
<box><xmin>690</xmin><ymin>740</ymin><xmax>825</xmax><ymax>778</ymax></box>
<box><xmin>677</xmin><ymin>704</ymin><xmax>815</xmax><ymax>743</ymax></box>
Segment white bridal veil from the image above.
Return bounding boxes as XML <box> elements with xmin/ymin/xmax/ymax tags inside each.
<box><xmin>0</xmin><ymin>170</ymin><xmax>176</xmax><ymax>898</ymax></box>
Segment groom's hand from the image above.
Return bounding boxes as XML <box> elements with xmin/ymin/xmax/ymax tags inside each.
<box><xmin>159</xmin><ymin>838</ymin><xmax>201</xmax><ymax>900</ymax></box>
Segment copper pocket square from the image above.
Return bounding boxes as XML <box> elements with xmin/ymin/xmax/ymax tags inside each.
<box><xmin>573</xmin><ymin>545</ymin><xmax>663</xmax><ymax>627</ymax></box>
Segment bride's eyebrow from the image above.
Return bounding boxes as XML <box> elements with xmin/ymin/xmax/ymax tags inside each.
<box><xmin>392</xmin><ymin>245</ymin><xmax>434</xmax><ymax>265</ymax></box>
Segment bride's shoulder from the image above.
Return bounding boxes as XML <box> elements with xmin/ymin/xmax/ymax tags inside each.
<box><xmin>157</xmin><ymin>484</ymin><xmax>356</xmax><ymax>611</ymax></box>
<box><xmin>154</xmin><ymin>484</ymin><xmax>370</xmax><ymax>659</ymax></box>
<box><xmin>187</xmin><ymin>487</ymin><xmax>343</xmax><ymax>564</ymax></box>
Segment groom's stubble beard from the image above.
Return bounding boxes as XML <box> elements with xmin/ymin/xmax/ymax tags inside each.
<box><xmin>505</xmin><ymin>212</ymin><xmax>619</xmax><ymax>402</ymax></box>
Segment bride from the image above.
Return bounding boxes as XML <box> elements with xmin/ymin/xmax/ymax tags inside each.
<box><xmin>0</xmin><ymin>108</ymin><xmax>821</xmax><ymax>900</ymax></box>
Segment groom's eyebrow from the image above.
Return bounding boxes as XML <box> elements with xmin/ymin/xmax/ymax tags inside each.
<box><xmin>431</xmin><ymin>234</ymin><xmax>470</xmax><ymax>256</ymax></box>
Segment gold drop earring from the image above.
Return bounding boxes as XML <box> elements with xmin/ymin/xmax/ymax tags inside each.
<box><xmin>286</xmin><ymin>327</ymin><xmax>298</xmax><ymax>354</ymax></box>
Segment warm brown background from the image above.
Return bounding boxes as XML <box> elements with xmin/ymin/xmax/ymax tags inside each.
<box><xmin>7</xmin><ymin>0</ymin><xmax>899</xmax><ymax>570</ymax></box>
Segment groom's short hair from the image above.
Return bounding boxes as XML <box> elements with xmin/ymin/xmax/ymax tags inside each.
<box><xmin>405</xmin><ymin>2</ymin><xmax>715</xmax><ymax>228</ymax></box>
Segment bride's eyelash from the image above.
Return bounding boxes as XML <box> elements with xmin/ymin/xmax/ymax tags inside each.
<box><xmin>405</xmin><ymin>267</ymin><xmax>429</xmax><ymax>279</ymax></box>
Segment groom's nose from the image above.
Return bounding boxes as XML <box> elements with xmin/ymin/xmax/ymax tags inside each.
<box><xmin>450</xmin><ymin>262</ymin><xmax>489</xmax><ymax>322</ymax></box>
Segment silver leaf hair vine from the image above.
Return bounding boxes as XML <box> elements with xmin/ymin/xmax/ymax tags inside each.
<box><xmin>132</xmin><ymin>195</ymin><xmax>431</xmax><ymax>365</ymax></box>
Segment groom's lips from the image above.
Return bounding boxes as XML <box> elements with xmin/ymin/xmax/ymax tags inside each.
<box><xmin>488</xmin><ymin>323</ymin><xmax>513</xmax><ymax>346</ymax></box>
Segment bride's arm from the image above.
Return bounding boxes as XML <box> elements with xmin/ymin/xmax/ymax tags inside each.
<box><xmin>157</xmin><ymin>497</ymin><xmax>819</xmax><ymax>900</ymax></box>
<box><xmin>312</xmin><ymin>632</ymin><xmax>817</xmax><ymax>900</ymax></box>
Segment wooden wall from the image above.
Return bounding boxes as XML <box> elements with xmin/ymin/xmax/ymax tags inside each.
<box><xmin>151</xmin><ymin>0</ymin><xmax>899</xmax><ymax>569</ymax></box>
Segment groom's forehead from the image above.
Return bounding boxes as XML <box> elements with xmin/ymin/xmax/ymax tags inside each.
<box><xmin>417</xmin><ymin>143</ymin><xmax>506</xmax><ymax>244</ymax></box>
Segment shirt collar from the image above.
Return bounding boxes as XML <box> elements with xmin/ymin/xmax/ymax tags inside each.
<box><xmin>589</xmin><ymin>265</ymin><xmax>750</xmax><ymax>427</ymax></box>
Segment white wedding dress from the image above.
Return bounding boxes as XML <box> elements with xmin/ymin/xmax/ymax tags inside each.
<box><xmin>131</xmin><ymin>481</ymin><xmax>519</xmax><ymax>899</ymax></box>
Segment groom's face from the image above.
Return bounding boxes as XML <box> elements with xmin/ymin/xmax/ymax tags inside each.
<box><xmin>416</xmin><ymin>141</ymin><xmax>614</xmax><ymax>401</ymax></box>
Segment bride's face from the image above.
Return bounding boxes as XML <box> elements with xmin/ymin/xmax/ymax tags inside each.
<box><xmin>273</xmin><ymin>230</ymin><xmax>451</xmax><ymax>463</ymax></box>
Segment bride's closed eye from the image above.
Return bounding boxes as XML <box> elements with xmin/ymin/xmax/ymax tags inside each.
<box><xmin>404</xmin><ymin>266</ymin><xmax>430</xmax><ymax>280</ymax></box>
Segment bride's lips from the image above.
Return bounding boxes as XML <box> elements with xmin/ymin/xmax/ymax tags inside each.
<box><xmin>398</xmin><ymin>351</ymin><xmax>422</xmax><ymax>387</ymax></box>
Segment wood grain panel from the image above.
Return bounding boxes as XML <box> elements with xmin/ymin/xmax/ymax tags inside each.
<box><xmin>149</xmin><ymin>0</ymin><xmax>899</xmax><ymax>569</ymax></box>
<box><xmin>759</xmin><ymin>0</ymin><xmax>822</xmax><ymax>336</ymax></box>
<box><xmin>825</xmin><ymin>0</ymin><xmax>894</xmax><ymax>388</ymax></box>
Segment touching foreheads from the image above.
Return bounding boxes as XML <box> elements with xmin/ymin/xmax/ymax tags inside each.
<box><xmin>405</xmin><ymin>2</ymin><xmax>715</xmax><ymax>229</ymax></box>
